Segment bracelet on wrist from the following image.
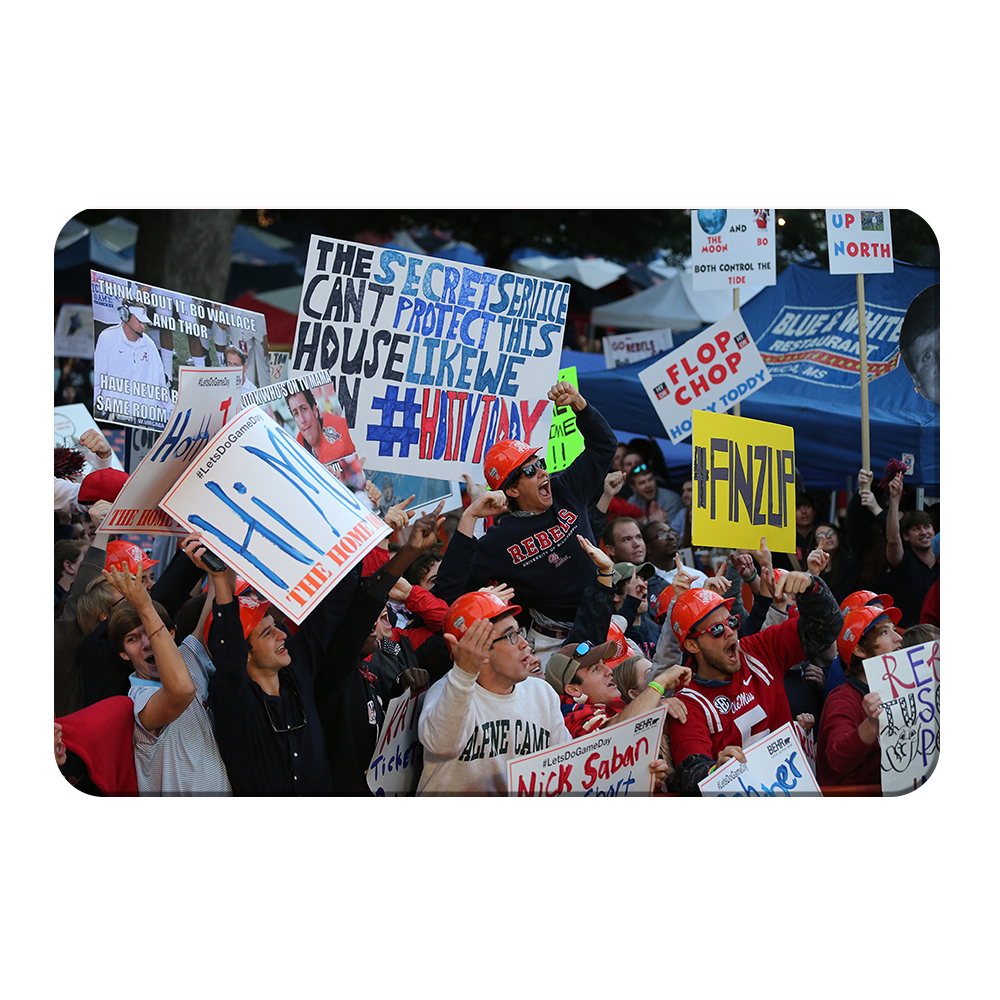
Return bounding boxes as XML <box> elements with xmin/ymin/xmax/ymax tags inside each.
<box><xmin>647</xmin><ymin>680</ymin><xmax>666</xmax><ymax>696</ymax></box>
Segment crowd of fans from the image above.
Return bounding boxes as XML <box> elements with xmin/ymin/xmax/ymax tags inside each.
<box><xmin>53</xmin><ymin>380</ymin><xmax>940</xmax><ymax>796</ymax></box>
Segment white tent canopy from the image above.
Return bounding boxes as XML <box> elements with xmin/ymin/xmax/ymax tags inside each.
<box><xmin>508</xmin><ymin>254</ymin><xmax>627</xmax><ymax>290</ymax></box>
<box><xmin>591</xmin><ymin>270</ymin><xmax>764</xmax><ymax>331</ymax></box>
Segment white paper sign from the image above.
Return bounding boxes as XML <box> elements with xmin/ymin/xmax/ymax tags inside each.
<box><xmin>160</xmin><ymin>406</ymin><xmax>391</xmax><ymax>624</ymax></box>
<box><xmin>54</xmin><ymin>404</ymin><xmax>125</xmax><ymax>473</ymax></box>
<box><xmin>54</xmin><ymin>303</ymin><xmax>96</xmax><ymax>360</ymax></box>
<box><xmin>508</xmin><ymin>706</ymin><xmax>666</xmax><ymax>797</ymax></box>
<box><xmin>100</xmin><ymin>367</ymin><xmax>243</xmax><ymax>535</ymax></box>
<box><xmin>290</xmin><ymin>235</ymin><xmax>567</xmax><ymax>480</ymax></box>
<box><xmin>638</xmin><ymin>309</ymin><xmax>771</xmax><ymax>443</ymax></box>
<box><xmin>862</xmin><ymin>640</ymin><xmax>939</xmax><ymax>795</ymax></box>
<box><xmin>698</xmin><ymin>722</ymin><xmax>823</xmax><ymax>796</ymax></box>
<box><xmin>603</xmin><ymin>329</ymin><xmax>674</xmax><ymax>369</ymax></box>
<box><xmin>825</xmin><ymin>210</ymin><xmax>894</xmax><ymax>274</ymax></box>
<box><xmin>367</xmin><ymin>687</ymin><xmax>426</xmax><ymax>796</ymax></box>
<box><xmin>692</xmin><ymin>209</ymin><xmax>777</xmax><ymax>291</ymax></box>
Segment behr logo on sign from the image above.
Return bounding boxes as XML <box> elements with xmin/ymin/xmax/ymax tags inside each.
<box><xmin>634</xmin><ymin>716</ymin><xmax>659</xmax><ymax>734</ymax></box>
<box><xmin>766</xmin><ymin>735</ymin><xmax>792</xmax><ymax>755</ymax></box>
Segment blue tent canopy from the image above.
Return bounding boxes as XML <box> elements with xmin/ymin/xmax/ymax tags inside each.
<box><xmin>577</xmin><ymin>262</ymin><xmax>940</xmax><ymax>490</ymax></box>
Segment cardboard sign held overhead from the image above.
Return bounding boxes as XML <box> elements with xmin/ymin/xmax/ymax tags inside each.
<box><xmin>159</xmin><ymin>406</ymin><xmax>390</xmax><ymax>624</ymax></box>
<box><xmin>290</xmin><ymin>235</ymin><xmax>567</xmax><ymax>480</ymax></box>
<box><xmin>638</xmin><ymin>309</ymin><xmax>771</xmax><ymax>444</ymax></box>
<box><xmin>825</xmin><ymin>210</ymin><xmax>894</xmax><ymax>274</ymax></box>
<box><xmin>99</xmin><ymin>367</ymin><xmax>243</xmax><ymax>536</ymax></box>
<box><xmin>546</xmin><ymin>366</ymin><xmax>586</xmax><ymax>473</ymax></box>
<box><xmin>690</xmin><ymin>410</ymin><xmax>796</xmax><ymax>553</ymax></box>
<box><xmin>691</xmin><ymin>209</ymin><xmax>777</xmax><ymax>292</ymax></box>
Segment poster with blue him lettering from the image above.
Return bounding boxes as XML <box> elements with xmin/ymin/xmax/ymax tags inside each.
<box><xmin>290</xmin><ymin>236</ymin><xmax>570</xmax><ymax>480</ymax></box>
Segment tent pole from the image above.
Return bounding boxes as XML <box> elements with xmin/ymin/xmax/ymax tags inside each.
<box><xmin>733</xmin><ymin>287</ymin><xmax>741</xmax><ymax>416</ymax></box>
<box><xmin>857</xmin><ymin>274</ymin><xmax>871</xmax><ymax>472</ymax></box>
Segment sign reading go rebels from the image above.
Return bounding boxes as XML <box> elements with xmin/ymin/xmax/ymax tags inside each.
<box><xmin>290</xmin><ymin>236</ymin><xmax>567</xmax><ymax>480</ymax></box>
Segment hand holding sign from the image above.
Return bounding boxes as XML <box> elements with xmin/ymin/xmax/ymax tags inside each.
<box><xmin>860</xmin><ymin>690</ymin><xmax>883</xmax><ymax>743</ymax></box>
<box><xmin>547</xmin><ymin>380</ymin><xmax>586</xmax><ymax>412</ymax></box>
<box><xmin>467</xmin><ymin>490</ymin><xmax>508</xmax><ymax>520</ymax></box>
<box><xmin>88</xmin><ymin>499</ymin><xmax>113</xmax><ymax>530</ymax></box>
<box><xmin>718</xmin><ymin>745</ymin><xmax>747</xmax><ymax>767</ymax></box>
<box><xmin>79</xmin><ymin>428</ymin><xmax>113</xmax><ymax>461</ymax></box>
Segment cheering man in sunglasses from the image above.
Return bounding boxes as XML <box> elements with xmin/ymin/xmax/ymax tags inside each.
<box><xmin>434</xmin><ymin>380</ymin><xmax>617</xmax><ymax>669</ymax></box>
<box><xmin>667</xmin><ymin>571</ymin><xmax>843</xmax><ymax>795</ymax></box>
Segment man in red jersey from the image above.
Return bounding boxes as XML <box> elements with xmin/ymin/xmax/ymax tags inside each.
<box><xmin>667</xmin><ymin>572</ymin><xmax>843</xmax><ymax>795</ymax></box>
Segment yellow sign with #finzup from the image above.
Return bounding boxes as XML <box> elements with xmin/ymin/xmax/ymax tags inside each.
<box><xmin>546</xmin><ymin>366</ymin><xmax>586</xmax><ymax>473</ymax></box>
<box><xmin>691</xmin><ymin>410</ymin><xmax>796</xmax><ymax>552</ymax></box>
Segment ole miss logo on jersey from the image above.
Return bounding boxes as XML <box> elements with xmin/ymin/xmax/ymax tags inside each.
<box><xmin>505</xmin><ymin>509</ymin><xmax>578</xmax><ymax>565</ymax></box>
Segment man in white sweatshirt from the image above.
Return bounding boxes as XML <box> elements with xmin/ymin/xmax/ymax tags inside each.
<box><xmin>416</xmin><ymin>590</ymin><xmax>571</xmax><ymax>795</ymax></box>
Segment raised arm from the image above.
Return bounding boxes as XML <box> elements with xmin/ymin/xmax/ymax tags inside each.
<box><xmin>885</xmin><ymin>472</ymin><xmax>905</xmax><ymax>567</ymax></box>
<box><xmin>106</xmin><ymin>565</ymin><xmax>194</xmax><ymax>734</ymax></box>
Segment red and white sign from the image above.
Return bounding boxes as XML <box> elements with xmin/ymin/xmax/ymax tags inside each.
<box><xmin>508</xmin><ymin>706</ymin><xmax>666</xmax><ymax>797</ymax></box>
<box><xmin>603</xmin><ymin>329</ymin><xmax>673</xmax><ymax>369</ymax></box>
<box><xmin>691</xmin><ymin>209</ymin><xmax>776</xmax><ymax>292</ymax></box>
<box><xmin>367</xmin><ymin>687</ymin><xmax>427</xmax><ymax>796</ymax></box>
<box><xmin>638</xmin><ymin>309</ymin><xmax>771</xmax><ymax>443</ymax></box>
<box><xmin>160</xmin><ymin>406</ymin><xmax>390</xmax><ymax>624</ymax></box>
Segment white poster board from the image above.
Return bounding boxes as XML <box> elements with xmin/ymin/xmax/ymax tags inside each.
<box><xmin>54</xmin><ymin>303</ymin><xmax>95</xmax><ymax>360</ymax></box>
<box><xmin>290</xmin><ymin>235</ymin><xmax>567</xmax><ymax>480</ymax></box>
<box><xmin>54</xmin><ymin>404</ymin><xmax>125</xmax><ymax>473</ymax></box>
<box><xmin>603</xmin><ymin>329</ymin><xmax>674</xmax><ymax>369</ymax></box>
<box><xmin>638</xmin><ymin>309</ymin><xmax>771</xmax><ymax>443</ymax></box>
<box><xmin>691</xmin><ymin>209</ymin><xmax>777</xmax><ymax>291</ymax></box>
<box><xmin>698</xmin><ymin>722</ymin><xmax>823</xmax><ymax>797</ymax></box>
<box><xmin>99</xmin><ymin>367</ymin><xmax>243</xmax><ymax>535</ymax></box>
<box><xmin>862</xmin><ymin>640</ymin><xmax>939</xmax><ymax>795</ymax></box>
<box><xmin>508</xmin><ymin>706</ymin><xmax>666</xmax><ymax>797</ymax></box>
<box><xmin>90</xmin><ymin>270</ymin><xmax>269</xmax><ymax>431</ymax></box>
<box><xmin>367</xmin><ymin>686</ymin><xmax>426</xmax><ymax>796</ymax></box>
<box><xmin>160</xmin><ymin>406</ymin><xmax>391</xmax><ymax>624</ymax></box>
<box><xmin>824</xmin><ymin>210</ymin><xmax>894</xmax><ymax>274</ymax></box>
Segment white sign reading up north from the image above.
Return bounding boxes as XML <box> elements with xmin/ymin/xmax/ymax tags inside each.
<box><xmin>825</xmin><ymin>210</ymin><xmax>894</xmax><ymax>274</ymax></box>
<box><xmin>862</xmin><ymin>640</ymin><xmax>939</xmax><ymax>796</ymax></box>
<box><xmin>290</xmin><ymin>235</ymin><xmax>567</xmax><ymax>481</ymax></box>
<box><xmin>603</xmin><ymin>329</ymin><xmax>673</xmax><ymax>369</ymax></box>
<box><xmin>698</xmin><ymin>723</ymin><xmax>822</xmax><ymax>797</ymax></box>
<box><xmin>691</xmin><ymin>209</ymin><xmax>777</xmax><ymax>292</ymax></box>
<box><xmin>100</xmin><ymin>367</ymin><xmax>243</xmax><ymax>535</ymax></box>
<box><xmin>638</xmin><ymin>309</ymin><xmax>771</xmax><ymax>443</ymax></box>
<box><xmin>159</xmin><ymin>406</ymin><xmax>390</xmax><ymax>624</ymax></box>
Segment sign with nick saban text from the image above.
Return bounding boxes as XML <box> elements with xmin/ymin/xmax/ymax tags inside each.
<box><xmin>160</xmin><ymin>406</ymin><xmax>390</xmax><ymax>624</ymax></box>
<box><xmin>290</xmin><ymin>236</ymin><xmax>567</xmax><ymax>480</ymax></box>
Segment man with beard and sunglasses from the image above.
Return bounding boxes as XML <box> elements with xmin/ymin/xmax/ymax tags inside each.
<box><xmin>666</xmin><ymin>571</ymin><xmax>843</xmax><ymax>795</ymax></box>
<box><xmin>432</xmin><ymin>380</ymin><xmax>617</xmax><ymax>668</ymax></box>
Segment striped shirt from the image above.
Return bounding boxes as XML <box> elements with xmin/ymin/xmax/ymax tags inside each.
<box><xmin>130</xmin><ymin>635</ymin><xmax>232</xmax><ymax>796</ymax></box>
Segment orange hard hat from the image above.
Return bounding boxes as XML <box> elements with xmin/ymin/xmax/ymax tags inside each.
<box><xmin>840</xmin><ymin>590</ymin><xmax>894</xmax><ymax>615</ymax></box>
<box><xmin>443</xmin><ymin>590</ymin><xmax>522</xmax><ymax>642</ymax></box>
<box><xmin>604</xmin><ymin>620</ymin><xmax>632</xmax><ymax>668</ymax></box>
<box><xmin>652</xmin><ymin>587</ymin><xmax>673</xmax><ymax>624</ymax></box>
<box><xmin>670</xmin><ymin>588</ymin><xmax>736</xmax><ymax>644</ymax></box>
<box><xmin>105</xmin><ymin>540</ymin><xmax>159</xmax><ymax>575</ymax></box>
<box><xmin>483</xmin><ymin>438</ymin><xmax>541</xmax><ymax>491</ymax></box>
<box><xmin>837</xmin><ymin>605</ymin><xmax>902</xmax><ymax>667</ymax></box>
<box><xmin>203</xmin><ymin>594</ymin><xmax>274</xmax><ymax>646</ymax></box>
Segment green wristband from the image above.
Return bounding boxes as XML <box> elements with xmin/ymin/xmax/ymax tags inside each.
<box><xmin>647</xmin><ymin>680</ymin><xmax>666</xmax><ymax>696</ymax></box>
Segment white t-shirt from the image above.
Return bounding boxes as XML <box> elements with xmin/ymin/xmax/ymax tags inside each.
<box><xmin>417</xmin><ymin>669</ymin><xmax>571</xmax><ymax>795</ymax></box>
<box><xmin>93</xmin><ymin>322</ymin><xmax>170</xmax><ymax>424</ymax></box>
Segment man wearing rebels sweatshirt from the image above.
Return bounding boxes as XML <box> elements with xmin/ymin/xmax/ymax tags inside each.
<box><xmin>433</xmin><ymin>380</ymin><xmax>617</xmax><ymax>667</ymax></box>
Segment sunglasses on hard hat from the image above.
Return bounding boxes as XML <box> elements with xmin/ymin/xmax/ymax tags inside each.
<box><xmin>689</xmin><ymin>614</ymin><xmax>741</xmax><ymax>640</ymax></box>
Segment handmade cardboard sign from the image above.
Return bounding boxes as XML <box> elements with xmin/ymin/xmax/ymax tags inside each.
<box><xmin>98</xmin><ymin>367</ymin><xmax>243</xmax><ymax>535</ymax></box>
<box><xmin>289</xmin><ymin>236</ymin><xmax>567</xmax><ymax>479</ymax></box>
<box><xmin>690</xmin><ymin>410</ymin><xmax>796</xmax><ymax>552</ymax></box>
<box><xmin>546</xmin><ymin>366</ymin><xmax>586</xmax><ymax>472</ymax></box>
<box><xmin>54</xmin><ymin>404</ymin><xmax>125</xmax><ymax>473</ymax></box>
<box><xmin>638</xmin><ymin>310</ymin><xmax>770</xmax><ymax>444</ymax></box>
<box><xmin>691</xmin><ymin>209</ymin><xmax>776</xmax><ymax>291</ymax></box>
<box><xmin>862</xmin><ymin>639</ymin><xmax>939</xmax><ymax>795</ymax></box>
<box><xmin>90</xmin><ymin>270</ymin><xmax>269</xmax><ymax>431</ymax></box>
<box><xmin>698</xmin><ymin>722</ymin><xmax>822</xmax><ymax>796</ymax></box>
<box><xmin>159</xmin><ymin>406</ymin><xmax>390</xmax><ymax>624</ymax></box>
<box><xmin>508</xmin><ymin>706</ymin><xmax>666</xmax><ymax>797</ymax></box>
<box><xmin>367</xmin><ymin>687</ymin><xmax>426</xmax><ymax>796</ymax></box>
<box><xmin>603</xmin><ymin>329</ymin><xmax>673</xmax><ymax>369</ymax></box>
<box><xmin>825</xmin><ymin>210</ymin><xmax>894</xmax><ymax>274</ymax></box>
